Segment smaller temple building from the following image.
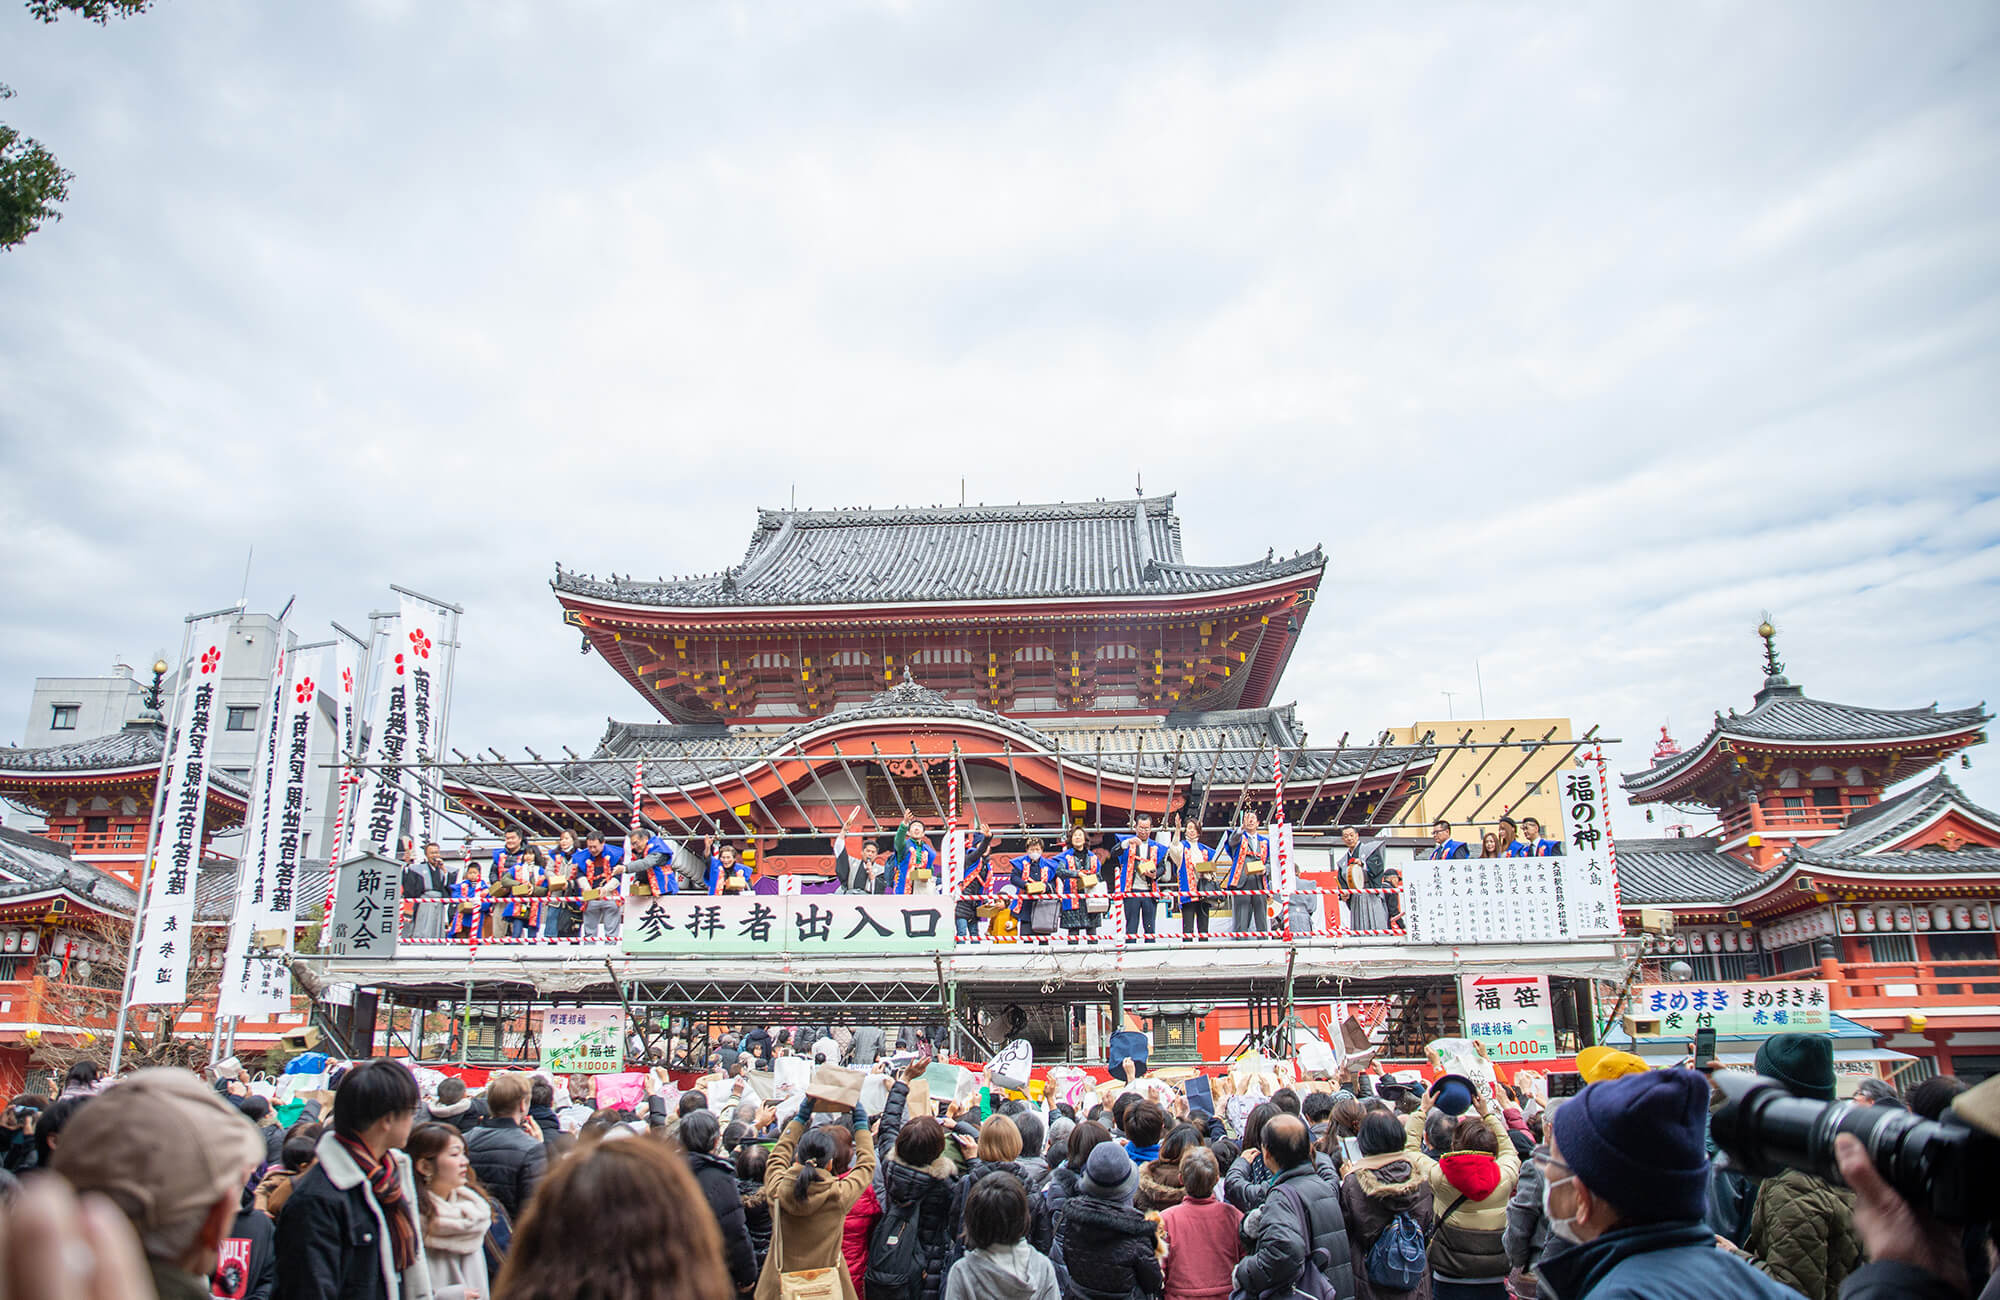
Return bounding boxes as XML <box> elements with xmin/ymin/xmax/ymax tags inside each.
<box><xmin>1618</xmin><ymin>626</ymin><xmax>1994</xmax><ymax>1086</ymax></box>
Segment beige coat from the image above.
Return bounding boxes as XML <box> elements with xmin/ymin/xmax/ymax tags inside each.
<box><xmin>755</xmin><ymin>1119</ymin><xmax>879</xmax><ymax>1300</ymax></box>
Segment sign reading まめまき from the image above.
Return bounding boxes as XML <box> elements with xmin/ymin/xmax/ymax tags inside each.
<box><xmin>1635</xmin><ymin>981</ymin><xmax>1830</xmax><ymax>1037</ymax></box>
<box><xmin>542</xmin><ymin>1006</ymin><xmax>624</xmax><ymax>1073</ymax></box>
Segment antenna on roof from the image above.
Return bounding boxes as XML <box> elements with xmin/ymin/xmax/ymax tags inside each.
<box><xmin>961</xmin><ymin>478</ymin><xmax>966</xmax><ymax>506</ymax></box>
<box><xmin>1137</xmin><ymin>471</ymin><xmax>1143</xmax><ymax>496</ymax></box>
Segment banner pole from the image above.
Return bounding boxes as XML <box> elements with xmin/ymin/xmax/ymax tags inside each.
<box><xmin>109</xmin><ymin>611</ymin><xmax>208</xmax><ymax>1076</ymax></box>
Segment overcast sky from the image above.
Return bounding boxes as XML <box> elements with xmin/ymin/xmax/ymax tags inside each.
<box><xmin>2</xmin><ymin>1</ymin><xmax>1996</xmax><ymax>831</ymax></box>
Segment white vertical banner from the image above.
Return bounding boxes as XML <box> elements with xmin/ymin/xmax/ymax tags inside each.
<box><xmin>352</xmin><ymin>614</ymin><xmax>409</xmax><ymax>858</ymax></box>
<box><xmin>220</xmin><ymin>647</ymin><xmax>325</xmax><ymax>1016</ymax></box>
<box><xmin>331</xmin><ymin>634</ymin><xmax>363</xmax><ymax>861</ymax></box>
<box><xmin>1271</xmin><ymin>822</ymin><xmax>1297</xmax><ymax>897</ymax></box>
<box><xmin>941</xmin><ymin>830</ymin><xmax>967</xmax><ymax>894</ymax></box>
<box><xmin>132</xmin><ymin>615</ymin><xmax>233</xmax><ymax>1006</ymax></box>
<box><xmin>397</xmin><ymin>595</ymin><xmax>446</xmax><ymax>848</ymax></box>
<box><xmin>217</xmin><ymin>622</ymin><xmax>290</xmax><ymax>1016</ymax></box>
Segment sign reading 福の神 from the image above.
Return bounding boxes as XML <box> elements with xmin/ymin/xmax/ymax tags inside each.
<box><xmin>132</xmin><ymin>614</ymin><xmax>233</xmax><ymax>1007</ymax></box>
<box><xmin>327</xmin><ymin>853</ymin><xmax>401</xmax><ymax>958</ymax></box>
<box><xmin>1399</xmin><ymin>760</ymin><xmax>1621</xmax><ymax>945</ymax></box>
<box><xmin>1459</xmin><ymin>974</ymin><xmax>1557</xmax><ymax>1062</ymax></box>
<box><xmin>542</xmin><ymin>1006</ymin><xmax>625</xmax><ymax>1074</ymax></box>
<box><xmin>1634</xmin><ymin>981</ymin><xmax>1831</xmax><ymax>1037</ymax></box>
<box><xmin>622</xmin><ymin>894</ymin><xmax>951</xmax><ymax>957</ymax></box>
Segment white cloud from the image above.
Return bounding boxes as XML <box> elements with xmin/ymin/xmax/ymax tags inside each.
<box><xmin>0</xmin><ymin>1</ymin><xmax>1995</xmax><ymax>830</ymax></box>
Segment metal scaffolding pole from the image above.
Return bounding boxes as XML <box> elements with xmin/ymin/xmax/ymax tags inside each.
<box><xmin>863</xmin><ymin>742</ymin><xmax>913</xmax><ymax>823</ymax></box>
<box><xmin>1328</xmin><ymin>731</ymin><xmax>1392</xmax><ymax>828</ymax></box>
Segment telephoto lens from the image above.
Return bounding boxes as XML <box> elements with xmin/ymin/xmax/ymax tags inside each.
<box><xmin>1709</xmin><ymin>1071</ymin><xmax>2000</xmax><ymax>1223</ymax></box>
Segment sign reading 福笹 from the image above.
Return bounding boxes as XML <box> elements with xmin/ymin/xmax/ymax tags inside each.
<box><xmin>622</xmin><ymin>894</ymin><xmax>951</xmax><ymax>957</ymax></box>
<box><xmin>1635</xmin><ymin>981</ymin><xmax>1830</xmax><ymax>1037</ymax></box>
<box><xmin>542</xmin><ymin>1006</ymin><xmax>625</xmax><ymax>1074</ymax></box>
<box><xmin>1400</xmin><ymin>761</ymin><xmax>1621</xmax><ymax>945</ymax></box>
<box><xmin>327</xmin><ymin>853</ymin><xmax>401</xmax><ymax>958</ymax></box>
<box><xmin>132</xmin><ymin>615</ymin><xmax>232</xmax><ymax>1006</ymax></box>
<box><xmin>1459</xmin><ymin>974</ymin><xmax>1557</xmax><ymax>1062</ymax></box>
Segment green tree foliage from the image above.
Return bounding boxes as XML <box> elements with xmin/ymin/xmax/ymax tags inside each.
<box><xmin>3</xmin><ymin>0</ymin><xmax>155</xmax><ymax>250</ymax></box>
<box><xmin>0</xmin><ymin>85</ymin><xmax>71</xmax><ymax>250</ymax></box>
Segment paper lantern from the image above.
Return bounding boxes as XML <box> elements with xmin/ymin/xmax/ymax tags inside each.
<box><xmin>1876</xmin><ymin>905</ymin><xmax>1897</xmax><ymax>932</ymax></box>
<box><xmin>1690</xmin><ymin>931</ymin><xmax>1708</xmax><ymax>954</ymax></box>
<box><xmin>1671</xmin><ymin>933</ymin><xmax>1688</xmax><ymax>953</ymax></box>
<box><xmin>1915</xmin><ymin>907</ymin><xmax>1932</xmax><ymax>931</ymax></box>
<box><xmin>1</xmin><ymin>931</ymin><xmax>16</xmax><ymax>953</ymax></box>
<box><xmin>1859</xmin><ymin>908</ymin><xmax>1878</xmax><ymax>932</ymax></box>
<box><xmin>1723</xmin><ymin>929</ymin><xmax>1741</xmax><ymax>953</ymax></box>
<box><xmin>1838</xmin><ymin>909</ymin><xmax>1857</xmax><ymax>933</ymax></box>
<box><xmin>18</xmin><ymin>930</ymin><xmax>35</xmax><ymax>955</ymax></box>
<box><xmin>1974</xmin><ymin>904</ymin><xmax>1992</xmax><ymax>930</ymax></box>
<box><xmin>1933</xmin><ymin>905</ymin><xmax>1953</xmax><ymax>931</ymax></box>
<box><xmin>1894</xmin><ymin>907</ymin><xmax>1914</xmax><ymax>932</ymax></box>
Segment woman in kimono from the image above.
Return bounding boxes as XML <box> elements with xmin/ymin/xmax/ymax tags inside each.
<box><xmin>1056</xmin><ymin>825</ymin><xmax>1107</xmax><ymax>942</ymax></box>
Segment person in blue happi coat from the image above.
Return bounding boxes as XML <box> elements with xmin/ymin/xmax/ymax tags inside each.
<box><xmin>1426</xmin><ymin>818</ymin><xmax>1471</xmax><ymax>859</ymax></box>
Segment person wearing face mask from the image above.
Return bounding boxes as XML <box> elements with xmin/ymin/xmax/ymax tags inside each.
<box><xmin>1533</xmin><ymin>1070</ymin><xmax>1797</xmax><ymax>1300</ymax></box>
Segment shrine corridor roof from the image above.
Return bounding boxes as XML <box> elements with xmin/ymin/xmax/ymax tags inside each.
<box><xmin>553</xmin><ymin>494</ymin><xmax>1325</xmax><ymax>608</ymax></box>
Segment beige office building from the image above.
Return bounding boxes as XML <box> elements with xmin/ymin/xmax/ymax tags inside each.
<box><xmin>1382</xmin><ymin>717</ymin><xmax>1580</xmax><ymax>840</ymax></box>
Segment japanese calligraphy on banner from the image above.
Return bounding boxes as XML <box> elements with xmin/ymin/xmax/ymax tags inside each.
<box><xmin>1636</xmin><ymin>981</ymin><xmax>1830</xmax><ymax>1037</ymax></box>
<box><xmin>1459</xmin><ymin>974</ymin><xmax>1557</xmax><ymax>1061</ymax></box>
<box><xmin>622</xmin><ymin>894</ymin><xmax>951</xmax><ymax>957</ymax></box>
<box><xmin>542</xmin><ymin>1006</ymin><xmax>625</xmax><ymax>1074</ymax></box>
<box><xmin>327</xmin><ymin>853</ymin><xmax>401</xmax><ymax>958</ymax></box>
<box><xmin>397</xmin><ymin>596</ymin><xmax>445</xmax><ymax>847</ymax></box>
<box><xmin>220</xmin><ymin>628</ymin><xmax>290</xmax><ymax>1018</ymax></box>
<box><xmin>1400</xmin><ymin>762</ymin><xmax>1620</xmax><ymax>945</ymax></box>
<box><xmin>133</xmin><ymin>614</ymin><xmax>232</xmax><ymax>1007</ymax></box>
<box><xmin>220</xmin><ymin>645</ymin><xmax>323</xmax><ymax>1016</ymax></box>
<box><xmin>332</xmin><ymin>635</ymin><xmax>363</xmax><ymax>859</ymax></box>
<box><xmin>353</xmin><ymin>615</ymin><xmax>409</xmax><ymax>856</ymax></box>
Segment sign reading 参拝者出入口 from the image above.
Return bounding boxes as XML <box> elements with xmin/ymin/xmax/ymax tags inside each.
<box><xmin>1400</xmin><ymin>764</ymin><xmax>1620</xmax><ymax>945</ymax></box>
<box><xmin>542</xmin><ymin>1006</ymin><xmax>624</xmax><ymax>1074</ymax></box>
<box><xmin>620</xmin><ymin>893</ymin><xmax>952</xmax><ymax>957</ymax></box>
<box><xmin>1459</xmin><ymin>974</ymin><xmax>1557</xmax><ymax>1062</ymax></box>
<box><xmin>1635</xmin><ymin>981</ymin><xmax>1831</xmax><ymax>1037</ymax></box>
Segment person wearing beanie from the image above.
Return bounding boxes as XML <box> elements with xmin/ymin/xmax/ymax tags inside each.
<box><xmin>1053</xmin><ymin>1141</ymin><xmax>1164</xmax><ymax>1300</ymax></box>
<box><xmin>1536</xmin><ymin>1069</ymin><xmax>1798</xmax><ymax>1300</ymax></box>
<box><xmin>54</xmin><ymin>1068</ymin><xmax>268</xmax><ymax>1300</ymax></box>
<box><xmin>1730</xmin><ymin>1034</ymin><xmax>1861</xmax><ymax>1298</ymax></box>
<box><xmin>1573</xmin><ymin>1047</ymin><xmax>1648</xmax><ymax>1085</ymax></box>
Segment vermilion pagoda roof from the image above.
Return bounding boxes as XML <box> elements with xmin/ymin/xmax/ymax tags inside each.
<box><xmin>0</xmin><ymin>719</ymin><xmax>251</xmax><ymax>815</ymax></box>
<box><xmin>1622</xmin><ymin>674</ymin><xmax>1988</xmax><ymax>806</ymax></box>
<box><xmin>552</xmin><ymin>494</ymin><xmax>1325</xmax><ymax>609</ymax></box>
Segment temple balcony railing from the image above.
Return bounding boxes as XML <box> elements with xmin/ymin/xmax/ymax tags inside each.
<box><xmin>1807</xmin><ymin>957</ymin><xmax>2000</xmax><ymax>1010</ymax></box>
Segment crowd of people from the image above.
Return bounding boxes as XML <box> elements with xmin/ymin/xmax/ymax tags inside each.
<box><xmin>397</xmin><ymin>808</ymin><xmax>1480</xmax><ymax>945</ymax></box>
<box><xmin>2</xmin><ymin>1028</ymin><xmax>1994</xmax><ymax>1300</ymax></box>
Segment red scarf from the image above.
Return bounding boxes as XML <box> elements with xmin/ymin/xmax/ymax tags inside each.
<box><xmin>336</xmin><ymin>1133</ymin><xmax>418</xmax><ymax>1272</ymax></box>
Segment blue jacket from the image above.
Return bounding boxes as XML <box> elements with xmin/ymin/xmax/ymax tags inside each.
<box><xmin>1426</xmin><ymin>839</ymin><xmax>1470</xmax><ymax>859</ymax></box>
<box><xmin>1531</xmin><ymin>838</ymin><xmax>1565</xmax><ymax>857</ymax></box>
<box><xmin>889</xmin><ymin>841</ymin><xmax>938</xmax><ymax>893</ymax></box>
<box><xmin>1217</xmin><ymin>830</ymin><xmax>1270</xmax><ymax>888</ymax></box>
<box><xmin>1116</xmin><ymin>835</ymin><xmax>1168</xmax><ymax>893</ymax></box>
<box><xmin>1008</xmin><ymin>854</ymin><xmax>1059</xmax><ymax>907</ymax></box>
<box><xmin>1537</xmin><ymin>1219</ymin><xmax>1801</xmax><ymax>1300</ymax></box>
<box><xmin>1503</xmin><ymin>840</ymin><xmax>1531</xmax><ymax>857</ymax></box>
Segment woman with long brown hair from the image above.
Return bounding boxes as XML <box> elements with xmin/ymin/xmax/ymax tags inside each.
<box><xmin>494</xmin><ymin>1134</ymin><xmax>731</xmax><ymax>1300</ymax></box>
<box><xmin>406</xmin><ymin>1121</ymin><xmax>500</xmax><ymax>1300</ymax></box>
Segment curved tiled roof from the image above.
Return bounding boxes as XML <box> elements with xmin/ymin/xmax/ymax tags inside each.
<box><xmin>1624</xmin><ymin>677</ymin><xmax>1988</xmax><ymax>796</ymax></box>
<box><xmin>1614</xmin><ymin>836</ymin><xmax>1767</xmax><ymax>904</ymax></box>
<box><xmin>449</xmin><ymin>680</ymin><xmax>1431</xmax><ymax>804</ymax></box>
<box><xmin>552</xmin><ymin>494</ymin><xmax>1325</xmax><ymax>607</ymax></box>
<box><xmin>0</xmin><ymin>724</ymin><xmax>251</xmax><ymax>801</ymax></box>
<box><xmin>0</xmin><ymin>827</ymin><xmax>139</xmax><ymax>910</ymax></box>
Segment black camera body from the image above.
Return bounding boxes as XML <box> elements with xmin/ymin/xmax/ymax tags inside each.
<box><xmin>1710</xmin><ymin>1071</ymin><xmax>2000</xmax><ymax>1223</ymax></box>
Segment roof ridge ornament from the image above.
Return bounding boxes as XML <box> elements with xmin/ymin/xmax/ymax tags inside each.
<box><xmin>1757</xmin><ymin>614</ymin><xmax>1788</xmax><ymax>685</ymax></box>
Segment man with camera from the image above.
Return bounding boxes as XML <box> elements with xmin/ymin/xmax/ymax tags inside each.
<box><xmin>1723</xmin><ymin>1035</ymin><xmax>1862</xmax><ymax>1299</ymax></box>
<box><xmin>1533</xmin><ymin>1068</ymin><xmax>1798</xmax><ymax>1299</ymax></box>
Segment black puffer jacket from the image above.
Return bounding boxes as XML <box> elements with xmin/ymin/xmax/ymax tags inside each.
<box><xmin>876</xmin><ymin>1151</ymin><xmax>958</xmax><ymax>1300</ymax></box>
<box><xmin>1042</xmin><ymin>1161</ymin><xmax>1084</xmax><ymax>1216</ymax></box>
<box><xmin>738</xmin><ymin>1174</ymin><xmax>772</xmax><ymax>1269</ymax></box>
<box><xmin>950</xmin><ymin>1159</ymin><xmax>1054</xmax><ymax>1261</ymax></box>
<box><xmin>688</xmin><ymin>1149</ymin><xmax>759</xmax><ymax>1292</ymax></box>
<box><xmin>1235</xmin><ymin>1163</ymin><xmax>1356</xmax><ymax>1300</ymax></box>
<box><xmin>1054</xmin><ymin>1194</ymin><xmax>1163</xmax><ymax>1300</ymax></box>
<box><xmin>463</xmin><ymin>1119</ymin><xmax>547</xmax><ymax>1223</ymax></box>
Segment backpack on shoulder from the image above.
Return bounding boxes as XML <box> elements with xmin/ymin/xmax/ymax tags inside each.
<box><xmin>863</xmin><ymin>1196</ymin><xmax>928</xmax><ymax>1300</ymax></box>
<box><xmin>1365</xmin><ymin>1208</ymin><xmax>1428</xmax><ymax>1292</ymax></box>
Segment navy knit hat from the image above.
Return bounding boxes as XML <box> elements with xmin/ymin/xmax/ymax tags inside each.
<box><xmin>1429</xmin><ymin>1073</ymin><xmax>1476</xmax><ymax>1117</ymax></box>
<box><xmin>1550</xmin><ymin>1068</ymin><xmax>1710</xmax><ymax>1225</ymax></box>
<box><xmin>1755</xmin><ymin>1033</ymin><xmax>1835</xmax><ymax>1102</ymax></box>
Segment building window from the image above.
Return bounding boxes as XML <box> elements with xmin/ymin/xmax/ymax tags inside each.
<box><xmin>1811</xmin><ymin>787</ymin><xmax>1842</xmax><ymax>809</ymax></box>
<box><xmin>1781</xmin><ymin>797</ymin><xmax>1806</xmax><ymax>811</ymax></box>
<box><xmin>1866</xmin><ymin>934</ymin><xmax>1917</xmax><ymax>964</ymax></box>
<box><xmin>225</xmin><ymin>707</ymin><xmax>258</xmax><ymax>731</ymax></box>
<box><xmin>1928</xmin><ymin>932</ymin><xmax>2000</xmax><ymax>995</ymax></box>
<box><xmin>50</xmin><ymin>705</ymin><xmax>78</xmax><ymax>731</ymax></box>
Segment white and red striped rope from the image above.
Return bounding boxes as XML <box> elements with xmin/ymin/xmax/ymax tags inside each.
<box><xmin>1592</xmin><ymin>745</ymin><xmax>1621</xmax><ymax>910</ymax></box>
<box><xmin>630</xmin><ymin>757</ymin><xmax>646</xmax><ymax>843</ymax></box>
